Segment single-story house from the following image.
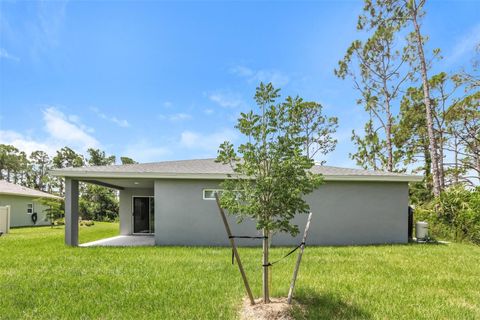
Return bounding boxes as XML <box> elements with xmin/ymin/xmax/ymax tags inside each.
<box><xmin>51</xmin><ymin>158</ymin><xmax>422</xmax><ymax>247</ymax></box>
<box><xmin>0</xmin><ymin>180</ymin><xmax>61</xmax><ymax>228</ymax></box>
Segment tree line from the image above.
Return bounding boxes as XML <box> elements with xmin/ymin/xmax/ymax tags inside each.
<box><xmin>335</xmin><ymin>0</ymin><xmax>479</xmax><ymax>201</ymax></box>
<box><xmin>0</xmin><ymin>145</ymin><xmax>136</xmax><ymax>221</ymax></box>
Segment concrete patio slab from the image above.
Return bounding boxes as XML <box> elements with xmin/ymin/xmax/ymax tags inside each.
<box><xmin>80</xmin><ymin>235</ymin><xmax>155</xmax><ymax>247</ymax></box>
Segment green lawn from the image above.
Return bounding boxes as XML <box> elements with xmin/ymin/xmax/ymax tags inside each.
<box><xmin>0</xmin><ymin>223</ymin><xmax>479</xmax><ymax>319</ymax></box>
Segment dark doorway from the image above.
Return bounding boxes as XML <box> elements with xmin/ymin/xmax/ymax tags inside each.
<box><xmin>133</xmin><ymin>197</ymin><xmax>153</xmax><ymax>234</ymax></box>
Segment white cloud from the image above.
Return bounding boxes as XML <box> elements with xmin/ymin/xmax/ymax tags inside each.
<box><xmin>91</xmin><ymin>107</ymin><xmax>130</xmax><ymax>128</ymax></box>
<box><xmin>204</xmin><ymin>108</ymin><xmax>214</xmax><ymax>115</ymax></box>
<box><xmin>0</xmin><ymin>107</ymin><xmax>99</xmax><ymax>156</ymax></box>
<box><xmin>230</xmin><ymin>65</ymin><xmax>290</xmax><ymax>87</ymax></box>
<box><xmin>111</xmin><ymin>117</ymin><xmax>130</xmax><ymax>127</ymax></box>
<box><xmin>0</xmin><ymin>48</ymin><xmax>19</xmax><ymax>61</ymax></box>
<box><xmin>43</xmin><ymin>107</ymin><xmax>99</xmax><ymax>150</ymax></box>
<box><xmin>158</xmin><ymin>113</ymin><xmax>192</xmax><ymax>121</ymax></box>
<box><xmin>67</xmin><ymin>113</ymin><xmax>95</xmax><ymax>133</ymax></box>
<box><xmin>208</xmin><ymin>91</ymin><xmax>246</xmax><ymax>108</ymax></box>
<box><xmin>446</xmin><ymin>23</ymin><xmax>480</xmax><ymax>64</ymax></box>
<box><xmin>0</xmin><ymin>130</ymin><xmax>55</xmax><ymax>155</ymax></box>
<box><xmin>180</xmin><ymin>129</ymin><xmax>238</xmax><ymax>154</ymax></box>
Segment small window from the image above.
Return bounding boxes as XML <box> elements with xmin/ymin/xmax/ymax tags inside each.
<box><xmin>27</xmin><ymin>203</ymin><xmax>33</xmax><ymax>214</ymax></box>
<box><xmin>203</xmin><ymin>189</ymin><xmax>222</xmax><ymax>200</ymax></box>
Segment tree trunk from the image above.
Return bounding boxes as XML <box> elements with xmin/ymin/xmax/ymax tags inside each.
<box><xmin>411</xmin><ymin>3</ymin><xmax>442</xmax><ymax>197</ymax></box>
<box><xmin>386</xmin><ymin>116</ymin><xmax>393</xmax><ymax>172</ymax></box>
<box><xmin>383</xmin><ymin>76</ymin><xmax>394</xmax><ymax>172</ymax></box>
<box><xmin>262</xmin><ymin>228</ymin><xmax>270</xmax><ymax>303</ymax></box>
<box><xmin>437</xmin><ymin>133</ymin><xmax>445</xmax><ymax>189</ymax></box>
<box><xmin>476</xmin><ymin>152</ymin><xmax>480</xmax><ymax>184</ymax></box>
<box><xmin>454</xmin><ymin>135</ymin><xmax>459</xmax><ymax>185</ymax></box>
<box><xmin>423</xmin><ymin>140</ymin><xmax>432</xmax><ymax>191</ymax></box>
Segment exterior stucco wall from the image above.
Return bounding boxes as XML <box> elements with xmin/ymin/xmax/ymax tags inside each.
<box><xmin>119</xmin><ymin>188</ymin><xmax>154</xmax><ymax>235</ymax></box>
<box><xmin>0</xmin><ymin>195</ymin><xmax>51</xmax><ymax>227</ymax></box>
<box><xmin>154</xmin><ymin>179</ymin><xmax>409</xmax><ymax>246</ymax></box>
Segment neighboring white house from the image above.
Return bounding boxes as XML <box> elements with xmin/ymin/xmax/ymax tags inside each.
<box><xmin>51</xmin><ymin>158</ymin><xmax>422</xmax><ymax>247</ymax></box>
<box><xmin>0</xmin><ymin>180</ymin><xmax>61</xmax><ymax>227</ymax></box>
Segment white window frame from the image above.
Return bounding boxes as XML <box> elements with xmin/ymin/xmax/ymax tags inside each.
<box><xmin>27</xmin><ymin>203</ymin><xmax>34</xmax><ymax>214</ymax></box>
<box><xmin>202</xmin><ymin>189</ymin><xmax>223</xmax><ymax>200</ymax></box>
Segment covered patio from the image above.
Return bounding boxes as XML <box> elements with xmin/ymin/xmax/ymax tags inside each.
<box><xmin>80</xmin><ymin>235</ymin><xmax>155</xmax><ymax>247</ymax></box>
<box><xmin>62</xmin><ymin>178</ymin><xmax>155</xmax><ymax>246</ymax></box>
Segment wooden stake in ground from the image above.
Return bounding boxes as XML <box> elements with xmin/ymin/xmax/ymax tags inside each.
<box><xmin>215</xmin><ymin>194</ymin><xmax>255</xmax><ymax>306</ymax></box>
<box><xmin>287</xmin><ymin>212</ymin><xmax>313</xmax><ymax>304</ymax></box>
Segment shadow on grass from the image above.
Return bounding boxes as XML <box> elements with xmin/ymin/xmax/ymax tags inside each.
<box><xmin>291</xmin><ymin>288</ymin><xmax>371</xmax><ymax>320</ymax></box>
<box><xmin>407</xmin><ymin>239</ymin><xmax>448</xmax><ymax>246</ymax></box>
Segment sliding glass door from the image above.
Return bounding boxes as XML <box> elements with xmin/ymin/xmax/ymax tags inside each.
<box><xmin>133</xmin><ymin>197</ymin><xmax>154</xmax><ymax>234</ymax></box>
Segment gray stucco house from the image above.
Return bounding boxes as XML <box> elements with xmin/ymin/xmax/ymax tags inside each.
<box><xmin>0</xmin><ymin>180</ymin><xmax>61</xmax><ymax>228</ymax></box>
<box><xmin>51</xmin><ymin>158</ymin><xmax>422</xmax><ymax>247</ymax></box>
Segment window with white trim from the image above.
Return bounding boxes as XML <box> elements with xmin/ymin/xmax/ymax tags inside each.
<box><xmin>27</xmin><ymin>203</ymin><xmax>33</xmax><ymax>214</ymax></box>
<box><xmin>203</xmin><ymin>189</ymin><xmax>223</xmax><ymax>200</ymax></box>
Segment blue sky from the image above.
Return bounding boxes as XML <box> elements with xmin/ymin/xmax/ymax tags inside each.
<box><xmin>0</xmin><ymin>0</ymin><xmax>479</xmax><ymax>167</ymax></box>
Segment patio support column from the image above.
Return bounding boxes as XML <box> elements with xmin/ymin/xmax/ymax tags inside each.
<box><xmin>65</xmin><ymin>178</ymin><xmax>79</xmax><ymax>246</ymax></box>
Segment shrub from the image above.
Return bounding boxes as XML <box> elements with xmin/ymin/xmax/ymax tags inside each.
<box><xmin>54</xmin><ymin>218</ymin><xmax>65</xmax><ymax>226</ymax></box>
<box><xmin>79</xmin><ymin>220</ymin><xmax>95</xmax><ymax>227</ymax></box>
<box><xmin>416</xmin><ymin>186</ymin><xmax>480</xmax><ymax>244</ymax></box>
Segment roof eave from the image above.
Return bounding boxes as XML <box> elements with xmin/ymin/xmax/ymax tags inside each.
<box><xmin>0</xmin><ymin>192</ymin><xmax>62</xmax><ymax>200</ymax></box>
<box><xmin>49</xmin><ymin>170</ymin><xmax>423</xmax><ymax>183</ymax></box>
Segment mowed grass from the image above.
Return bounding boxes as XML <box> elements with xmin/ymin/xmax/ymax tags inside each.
<box><xmin>0</xmin><ymin>223</ymin><xmax>479</xmax><ymax>319</ymax></box>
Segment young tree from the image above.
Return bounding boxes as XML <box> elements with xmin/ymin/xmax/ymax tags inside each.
<box><xmin>216</xmin><ymin>83</ymin><xmax>329</xmax><ymax>303</ymax></box>
<box><xmin>335</xmin><ymin>1</ymin><xmax>411</xmax><ymax>172</ymax></box>
<box><xmin>39</xmin><ymin>197</ymin><xmax>64</xmax><ymax>226</ymax></box>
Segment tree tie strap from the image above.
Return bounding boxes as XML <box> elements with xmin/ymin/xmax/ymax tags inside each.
<box><xmin>229</xmin><ymin>236</ymin><xmax>268</xmax><ymax>239</ymax></box>
<box><xmin>262</xmin><ymin>242</ymin><xmax>306</xmax><ymax>267</ymax></box>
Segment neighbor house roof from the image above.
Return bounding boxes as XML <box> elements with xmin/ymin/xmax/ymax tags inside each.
<box><xmin>0</xmin><ymin>180</ymin><xmax>62</xmax><ymax>199</ymax></box>
<box><xmin>50</xmin><ymin>158</ymin><xmax>422</xmax><ymax>182</ymax></box>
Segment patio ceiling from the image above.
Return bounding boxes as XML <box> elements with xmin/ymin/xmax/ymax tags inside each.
<box><xmin>80</xmin><ymin>178</ymin><xmax>154</xmax><ymax>190</ymax></box>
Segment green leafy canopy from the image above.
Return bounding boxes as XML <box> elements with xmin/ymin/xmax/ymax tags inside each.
<box><xmin>216</xmin><ymin>83</ymin><xmax>332</xmax><ymax>236</ymax></box>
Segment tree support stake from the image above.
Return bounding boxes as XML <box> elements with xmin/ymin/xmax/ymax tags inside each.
<box><xmin>215</xmin><ymin>194</ymin><xmax>255</xmax><ymax>305</ymax></box>
<box><xmin>287</xmin><ymin>212</ymin><xmax>313</xmax><ymax>304</ymax></box>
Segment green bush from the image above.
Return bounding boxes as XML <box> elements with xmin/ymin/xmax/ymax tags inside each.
<box><xmin>80</xmin><ymin>220</ymin><xmax>95</xmax><ymax>227</ymax></box>
<box><xmin>416</xmin><ymin>186</ymin><xmax>480</xmax><ymax>244</ymax></box>
<box><xmin>54</xmin><ymin>218</ymin><xmax>65</xmax><ymax>226</ymax></box>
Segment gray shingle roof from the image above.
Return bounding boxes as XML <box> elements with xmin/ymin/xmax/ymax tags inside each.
<box><xmin>50</xmin><ymin>158</ymin><xmax>422</xmax><ymax>182</ymax></box>
<box><xmin>0</xmin><ymin>180</ymin><xmax>62</xmax><ymax>199</ymax></box>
